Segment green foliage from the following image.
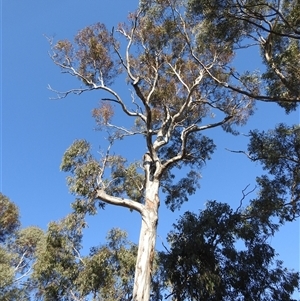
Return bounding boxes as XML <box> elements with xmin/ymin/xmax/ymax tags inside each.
<box><xmin>0</xmin><ymin>193</ymin><xmax>20</xmax><ymax>243</ymax></box>
<box><xmin>47</xmin><ymin>1</ymin><xmax>300</xmax><ymax>300</ymax></box>
<box><xmin>160</xmin><ymin>132</ymin><xmax>216</xmax><ymax>210</ymax></box>
<box><xmin>160</xmin><ymin>201</ymin><xmax>300</xmax><ymax>301</ymax></box>
<box><xmin>31</xmin><ymin>205</ymin><xmax>299</xmax><ymax>301</ymax></box>
<box><xmin>0</xmin><ymin>193</ymin><xmax>44</xmax><ymax>301</ymax></box>
<box><xmin>60</xmin><ymin>139</ymin><xmax>91</xmax><ymax>173</ymax></box>
<box><xmin>54</xmin><ymin>23</ymin><xmax>120</xmax><ymax>86</ymax></box>
<box><xmin>263</xmin><ymin>36</ymin><xmax>300</xmax><ymax>112</ymax></box>
<box><xmin>15</xmin><ymin>227</ymin><xmax>44</xmax><ymax>256</ymax></box>
<box><xmin>61</xmin><ymin>140</ymin><xmax>104</xmax><ymax>215</ymax></box>
<box><xmin>247</xmin><ymin>124</ymin><xmax>300</xmax><ymax>225</ymax></box>
<box><xmin>0</xmin><ymin>246</ymin><xmax>14</xmax><ymax>292</ymax></box>
<box><xmin>61</xmin><ymin>139</ymin><xmax>145</xmax><ymax>214</ymax></box>
<box><xmin>107</xmin><ymin>161</ymin><xmax>145</xmax><ymax>204</ymax></box>
<box><xmin>32</xmin><ymin>214</ymin><xmax>85</xmax><ymax>300</ymax></box>
<box><xmin>187</xmin><ymin>0</ymin><xmax>300</xmax><ymax>112</ymax></box>
<box><xmin>76</xmin><ymin>229</ymin><xmax>138</xmax><ymax>300</ymax></box>
<box><xmin>157</xmin><ymin>123</ymin><xmax>300</xmax><ymax>299</ymax></box>
<box><xmin>33</xmin><ymin>223</ymin><xmax>140</xmax><ymax>301</ymax></box>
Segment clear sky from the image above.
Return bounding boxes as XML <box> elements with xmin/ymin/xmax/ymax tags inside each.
<box><xmin>1</xmin><ymin>0</ymin><xmax>299</xmax><ymax>286</ymax></box>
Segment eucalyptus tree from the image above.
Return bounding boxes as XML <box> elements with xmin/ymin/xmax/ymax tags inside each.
<box><xmin>32</xmin><ymin>217</ymin><xmax>140</xmax><ymax>301</ymax></box>
<box><xmin>160</xmin><ymin>201</ymin><xmax>300</xmax><ymax>301</ymax></box>
<box><xmin>47</xmin><ymin>0</ymin><xmax>299</xmax><ymax>300</ymax></box>
<box><xmin>160</xmin><ymin>124</ymin><xmax>300</xmax><ymax>300</ymax></box>
<box><xmin>0</xmin><ymin>193</ymin><xmax>43</xmax><ymax>301</ymax></box>
<box><xmin>187</xmin><ymin>0</ymin><xmax>300</xmax><ymax>112</ymax></box>
<box><xmin>30</xmin><ymin>123</ymin><xmax>300</xmax><ymax>300</ymax></box>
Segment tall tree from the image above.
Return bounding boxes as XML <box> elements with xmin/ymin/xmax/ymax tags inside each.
<box><xmin>47</xmin><ymin>1</ymin><xmax>299</xmax><ymax>300</ymax></box>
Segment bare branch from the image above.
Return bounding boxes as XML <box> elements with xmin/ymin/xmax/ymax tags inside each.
<box><xmin>187</xmin><ymin>39</ymin><xmax>299</xmax><ymax>103</ymax></box>
<box><xmin>236</xmin><ymin>184</ymin><xmax>257</xmax><ymax>212</ymax></box>
<box><xmin>96</xmin><ymin>137</ymin><xmax>114</xmax><ymax>187</ymax></box>
<box><xmin>72</xmin><ymin>245</ymin><xmax>85</xmax><ymax>266</ymax></box>
<box><xmin>14</xmin><ymin>251</ymin><xmax>27</xmax><ymax>272</ymax></box>
<box><xmin>157</xmin><ymin>234</ymin><xmax>171</xmax><ymax>254</ymax></box>
<box><xmin>96</xmin><ymin>189</ymin><xmax>144</xmax><ymax>214</ymax></box>
<box><xmin>48</xmin><ymin>84</ymin><xmax>92</xmax><ymax>99</ymax></box>
<box><xmin>105</xmin><ymin>123</ymin><xmax>145</xmax><ymax>137</ymax></box>
<box><xmin>160</xmin><ymin>115</ymin><xmax>233</xmax><ymax>173</ymax></box>
<box><xmin>225</xmin><ymin>148</ymin><xmax>253</xmax><ymax>160</ymax></box>
<box><xmin>69</xmin><ymin>290</ymin><xmax>84</xmax><ymax>301</ymax></box>
<box><xmin>116</xmin><ymin>9</ymin><xmax>143</xmax><ymax>83</ymax></box>
<box><xmin>226</xmin><ymin>148</ymin><xmax>300</xmax><ymax>165</ymax></box>
<box><xmin>14</xmin><ymin>267</ymin><xmax>32</xmax><ymax>283</ymax></box>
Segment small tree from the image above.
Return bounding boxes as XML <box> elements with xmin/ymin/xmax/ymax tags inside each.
<box><xmin>33</xmin><ymin>216</ymin><xmax>139</xmax><ymax>301</ymax></box>
<box><xmin>0</xmin><ymin>193</ymin><xmax>43</xmax><ymax>301</ymax></box>
<box><xmin>47</xmin><ymin>1</ymin><xmax>299</xmax><ymax>300</ymax></box>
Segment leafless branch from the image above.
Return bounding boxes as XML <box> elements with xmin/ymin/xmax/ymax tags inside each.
<box><xmin>14</xmin><ymin>267</ymin><xmax>32</xmax><ymax>283</ymax></box>
<box><xmin>72</xmin><ymin>245</ymin><xmax>85</xmax><ymax>266</ymax></box>
<box><xmin>157</xmin><ymin>234</ymin><xmax>171</xmax><ymax>254</ymax></box>
<box><xmin>236</xmin><ymin>184</ymin><xmax>257</xmax><ymax>212</ymax></box>
<box><xmin>160</xmin><ymin>115</ymin><xmax>233</xmax><ymax>173</ymax></box>
<box><xmin>96</xmin><ymin>189</ymin><xmax>144</xmax><ymax>214</ymax></box>
<box><xmin>48</xmin><ymin>84</ymin><xmax>92</xmax><ymax>99</ymax></box>
<box><xmin>14</xmin><ymin>251</ymin><xmax>27</xmax><ymax>272</ymax></box>
<box><xmin>225</xmin><ymin>148</ymin><xmax>253</xmax><ymax>160</ymax></box>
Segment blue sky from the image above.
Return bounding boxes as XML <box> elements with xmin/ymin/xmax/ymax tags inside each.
<box><xmin>1</xmin><ymin>0</ymin><xmax>299</xmax><ymax>285</ymax></box>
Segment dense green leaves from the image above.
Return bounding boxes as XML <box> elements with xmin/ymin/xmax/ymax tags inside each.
<box><xmin>160</xmin><ymin>201</ymin><xmax>300</xmax><ymax>301</ymax></box>
<box><xmin>160</xmin><ymin>132</ymin><xmax>216</xmax><ymax>210</ymax></box>
<box><xmin>187</xmin><ymin>0</ymin><xmax>300</xmax><ymax>111</ymax></box>
<box><xmin>60</xmin><ymin>140</ymin><xmax>104</xmax><ymax>215</ymax></box>
<box><xmin>247</xmin><ymin>124</ymin><xmax>300</xmax><ymax>225</ymax></box>
<box><xmin>158</xmin><ymin>122</ymin><xmax>300</xmax><ymax>299</ymax></box>
<box><xmin>33</xmin><ymin>224</ymin><xmax>140</xmax><ymax>301</ymax></box>
<box><xmin>33</xmin><ymin>214</ymin><xmax>85</xmax><ymax>301</ymax></box>
<box><xmin>61</xmin><ymin>139</ymin><xmax>146</xmax><ymax>213</ymax></box>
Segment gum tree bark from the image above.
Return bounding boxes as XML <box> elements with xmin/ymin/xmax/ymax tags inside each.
<box><xmin>133</xmin><ymin>180</ymin><xmax>160</xmax><ymax>300</ymax></box>
<box><xmin>46</xmin><ymin>0</ymin><xmax>300</xmax><ymax>299</ymax></box>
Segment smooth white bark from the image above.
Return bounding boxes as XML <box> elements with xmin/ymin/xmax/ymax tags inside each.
<box><xmin>96</xmin><ymin>189</ymin><xmax>143</xmax><ymax>213</ymax></box>
<box><xmin>132</xmin><ymin>180</ymin><xmax>160</xmax><ymax>301</ymax></box>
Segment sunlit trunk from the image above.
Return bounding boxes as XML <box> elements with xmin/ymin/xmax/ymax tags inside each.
<box><xmin>132</xmin><ymin>180</ymin><xmax>160</xmax><ymax>301</ymax></box>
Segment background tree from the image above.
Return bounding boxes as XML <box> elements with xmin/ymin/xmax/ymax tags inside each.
<box><xmin>0</xmin><ymin>193</ymin><xmax>44</xmax><ymax>301</ymax></box>
<box><xmin>159</xmin><ymin>123</ymin><xmax>300</xmax><ymax>300</ymax></box>
<box><xmin>160</xmin><ymin>201</ymin><xmax>299</xmax><ymax>301</ymax></box>
<box><xmin>32</xmin><ymin>220</ymin><xmax>162</xmax><ymax>301</ymax></box>
<box><xmin>187</xmin><ymin>0</ymin><xmax>300</xmax><ymax>112</ymax></box>
<box><xmin>46</xmin><ymin>0</ymin><xmax>299</xmax><ymax>300</ymax></box>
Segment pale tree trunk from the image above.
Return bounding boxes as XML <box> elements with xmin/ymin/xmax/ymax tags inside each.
<box><xmin>132</xmin><ymin>180</ymin><xmax>160</xmax><ymax>301</ymax></box>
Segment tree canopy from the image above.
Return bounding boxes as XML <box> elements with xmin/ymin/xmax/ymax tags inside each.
<box><xmin>3</xmin><ymin>0</ymin><xmax>299</xmax><ymax>300</ymax></box>
<box><xmin>45</xmin><ymin>0</ymin><xmax>299</xmax><ymax>300</ymax></box>
<box><xmin>0</xmin><ymin>193</ymin><xmax>44</xmax><ymax>301</ymax></box>
<box><xmin>187</xmin><ymin>0</ymin><xmax>300</xmax><ymax>112</ymax></box>
<box><xmin>160</xmin><ymin>200</ymin><xmax>299</xmax><ymax>301</ymax></box>
<box><xmin>1</xmin><ymin>125</ymin><xmax>300</xmax><ymax>299</ymax></box>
